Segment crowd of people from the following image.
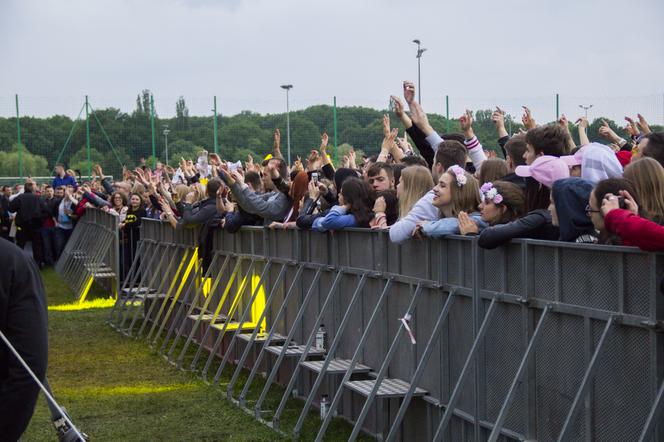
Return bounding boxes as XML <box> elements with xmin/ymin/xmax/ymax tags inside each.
<box><xmin>2</xmin><ymin>81</ymin><xmax>664</xmax><ymax>272</ymax></box>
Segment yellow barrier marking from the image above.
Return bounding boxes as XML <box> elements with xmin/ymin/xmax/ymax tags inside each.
<box><xmin>160</xmin><ymin>248</ymin><xmax>199</xmax><ymax>326</ymax></box>
<box><xmin>49</xmin><ymin>298</ymin><xmax>116</xmax><ymax>311</ymax></box>
<box><xmin>78</xmin><ymin>275</ymin><xmax>95</xmax><ymax>304</ymax></box>
<box><xmin>249</xmin><ymin>273</ymin><xmax>267</xmax><ymax>333</ymax></box>
<box><xmin>202</xmin><ymin>277</ymin><xmax>212</xmax><ymax>298</ymax></box>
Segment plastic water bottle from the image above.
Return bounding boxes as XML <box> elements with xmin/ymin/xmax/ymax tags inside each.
<box><xmin>320</xmin><ymin>394</ymin><xmax>329</xmax><ymax>420</ymax></box>
<box><xmin>315</xmin><ymin>324</ymin><xmax>326</xmax><ymax>351</ymax></box>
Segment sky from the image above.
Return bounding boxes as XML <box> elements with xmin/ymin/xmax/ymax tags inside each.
<box><xmin>1</xmin><ymin>0</ymin><xmax>663</xmax><ymax>123</ymax></box>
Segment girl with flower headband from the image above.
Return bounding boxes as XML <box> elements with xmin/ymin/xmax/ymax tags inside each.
<box><xmin>474</xmin><ymin>180</ymin><xmax>559</xmax><ymax>249</ymax></box>
<box><xmin>412</xmin><ymin>165</ymin><xmax>483</xmax><ymax>238</ymax></box>
<box><xmin>459</xmin><ymin>180</ymin><xmax>525</xmax><ymax>235</ymax></box>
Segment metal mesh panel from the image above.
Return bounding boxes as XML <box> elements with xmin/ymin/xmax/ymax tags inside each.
<box><xmin>623</xmin><ymin>253</ymin><xmax>652</xmax><ymax>317</ymax></box>
<box><xmin>531</xmin><ymin>247</ymin><xmax>557</xmax><ymax>301</ymax></box>
<box><xmin>505</xmin><ymin>243</ymin><xmax>524</xmax><ymax>297</ymax></box>
<box><xmin>415</xmin><ymin>288</ymin><xmax>446</xmax><ymax>399</ymax></box>
<box><xmin>483</xmin><ymin>302</ymin><xmax>528</xmax><ymax>435</ymax></box>
<box><xmin>560</xmin><ymin>248</ymin><xmax>619</xmax><ymax>311</ymax></box>
<box><xmin>447</xmin><ymin>295</ymin><xmax>476</xmax><ymax>414</ymax></box>
<box><xmin>445</xmin><ymin>239</ymin><xmax>462</xmax><ymax>286</ymax></box>
<box><xmin>592</xmin><ymin>322</ymin><xmax>653</xmax><ymax>442</ymax></box>
<box><xmin>480</xmin><ymin>248</ymin><xmax>505</xmax><ymax>293</ymax></box>
<box><xmin>347</xmin><ymin>230</ymin><xmax>376</xmax><ymax>270</ymax></box>
<box><xmin>535</xmin><ymin>312</ymin><xmax>586</xmax><ymax>441</ymax></box>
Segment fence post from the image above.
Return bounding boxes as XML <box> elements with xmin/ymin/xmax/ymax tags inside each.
<box><xmin>150</xmin><ymin>94</ymin><xmax>156</xmax><ymax>169</ymax></box>
<box><xmin>333</xmin><ymin>96</ymin><xmax>338</xmax><ymax>165</ymax></box>
<box><xmin>445</xmin><ymin>95</ymin><xmax>450</xmax><ymax>133</ymax></box>
<box><xmin>556</xmin><ymin>93</ymin><xmax>560</xmax><ymax>121</ymax></box>
<box><xmin>213</xmin><ymin>95</ymin><xmax>219</xmax><ymax>155</ymax></box>
<box><xmin>15</xmin><ymin>94</ymin><xmax>22</xmax><ymax>179</ymax></box>
<box><xmin>85</xmin><ymin>95</ymin><xmax>91</xmax><ymax>178</ymax></box>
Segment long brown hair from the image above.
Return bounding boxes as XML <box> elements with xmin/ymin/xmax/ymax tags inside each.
<box><xmin>445</xmin><ymin>167</ymin><xmax>481</xmax><ymax>217</ymax></box>
<box><xmin>488</xmin><ymin>181</ymin><xmax>525</xmax><ymax>224</ymax></box>
<box><xmin>340</xmin><ymin>177</ymin><xmax>375</xmax><ymax>227</ymax></box>
<box><xmin>624</xmin><ymin>157</ymin><xmax>664</xmax><ymax>224</ymax></box>
<box><xmin>478</xmin><ymin>159</ymin><xmax>509</xmax><ymax>185</ymax></box>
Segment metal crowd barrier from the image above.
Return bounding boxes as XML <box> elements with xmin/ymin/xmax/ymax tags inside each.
<box><xmin>54</xmin><ymin>208</ymin><xmax>119</xmax><ymax>302</ymax></box>
<box><xmin>108</xmin><ymin>219</ymin><xmax>664</xmax><ymax>442</ymax></box>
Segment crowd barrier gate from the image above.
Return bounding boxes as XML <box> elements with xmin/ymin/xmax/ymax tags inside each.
<box><xmin>54</xmin><ymin>208</ymin><xmax>119</xmax><ymax>302</ymax></box>
<box><xmin>108</xmin><ymin>219</ymin><xmax>664</xmax><ymax>442</ymax></box>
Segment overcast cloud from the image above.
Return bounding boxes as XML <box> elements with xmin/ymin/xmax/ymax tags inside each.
<box><xmin>1</xmin><ymin>0</ymin><xmax>663</xmax><ymax>122</ymax></box>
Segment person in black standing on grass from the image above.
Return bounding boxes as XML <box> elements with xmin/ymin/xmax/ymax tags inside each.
<box><xmin>0</xmin><ymin>239</ymin><xmax>49</xmax><ymax>441</ymax></box>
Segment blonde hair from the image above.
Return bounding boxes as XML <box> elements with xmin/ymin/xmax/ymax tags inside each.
<box><xmin>444</xmin><ymin>168</ymin><xmax>481</xmax><ymax>217</ymax></box>
<box><xmin>624</xmin><ymin>157</ymin><xmax>664</xmax><ymax>224</ymax></box>
<box><xmin>398</xmin><ymin>166</ymin><xmax>434</xmax><ymax>219</ymax></box>
<box><xmin>174</xmin><ymin>184</ymin><xmax>189</xmax><ymax>203</ymax></box>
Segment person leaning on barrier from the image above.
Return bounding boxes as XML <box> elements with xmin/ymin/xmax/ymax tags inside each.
<box><xmin>218</xmin><ymin>160</ymin><xmax>292</xmax><ymax>226</ymax></box>
<box><xmin>171</xmin><ymin>178</ymin><xmax>223</xmax><ymax>273</ymax></box>
<box><xmin>623</xmin><ymin>157</ymin><xmax>664</xmax><ymax>225</ymax></box>
<box><xmin>412</xmin><ymin>166</ymin><xmax>483</xmax><ymax>239</ymax></box>
<box><xmin>0</xmin><ymin>239</ymin><xmax>49</xmax><ymax>441</ymax></box>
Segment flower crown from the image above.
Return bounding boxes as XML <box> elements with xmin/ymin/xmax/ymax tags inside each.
<box><xmin>448</xmin><ymin>165</ymin><xmax>467</xmax><ymax>187</ymax></box>
<box><xmin>480</xmin><ymin>182</ymin><xmax>503</xmax><ymax>204</ymax></box>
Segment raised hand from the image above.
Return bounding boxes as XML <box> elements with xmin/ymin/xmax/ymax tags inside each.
<box><xmin>308</xmin><ymin>180</ymin><xmax>320</xmax><ymax>200</ymax></box>
<box><xmin>209</xmin><ymin>153</ymin><xmax>222</xmax><ymax>167</ymax></box>
<box><xmin>382</xmin><ymin>114</ymin><xmax>391</xmax><ymax>138</ymax></box>
<box><xmin>320</xmin><ymin>132</ymin><xmax>329</xmax><ymax>149</ymax></box>
<box><xmin>391</xmin><ymin>95</ymin><xmax>405</xmax><ymax>118</ymax></box>
<box><xmin>274</xmin><ymin>128</ymin><xmax>281</xmax><ymax>149</ymax></box>
<box><xmin>403</xmin><ymin>81</ymin><xmax>416</xmax><ymax>104</ymax></box>
<box><xmin>558</xmin><ymin>114</ymin><xmax>570</xmax><ymax>133</ymax></box>
<box><xmin>637</xmin><ymin>114</ymin><xmax>651</xmax><ymax>134</ymax></box>
<box><xmin>521</xmin><ymin>106</ymin><xmax>536</xmax><ymax>130</ymax></box>
<box><xmin>348</xmin><ymin>148</ymin><xmax>357</xmax><ymax>169</ymax></box>
<box><xmin>576</xmin><ymin>116</ymin><xmax>589</xmax><ymax>130</ymax></box>
<box><xmin>598</xmin><ymin>120</ymin><xmax>621</xmax><ymax>144</ymax></box>
<box><xmin>459</xmin><ymin>110</ymin><xmax>475</xmax><ymax>139</ymax></box>
<box><xmin>624</xmin><ymin>117</ymin><xmax>639</xmax><ymax>137</ymax></box>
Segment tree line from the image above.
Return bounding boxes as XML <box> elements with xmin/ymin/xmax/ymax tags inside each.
<box><xmin>0</xmin><ymin>90</ymin><xmax>658</xmax><ymax>178</ymax></box>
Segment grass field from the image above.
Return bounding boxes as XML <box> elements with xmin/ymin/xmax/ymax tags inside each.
<box><xmin>22</xmin><ymin>269</ymin><xmax>369</xmax><ymax>441</ymax></box>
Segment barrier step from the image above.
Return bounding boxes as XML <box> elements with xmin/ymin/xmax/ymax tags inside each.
<box><xmin>343</xmin><ymin>378</ymin><xmax>427</xmax><ymax>399</ymax></box>
<box><xmin>237</xmin><ymin>333</ymin><xmax>287</xmax><ymax>344</ymax></box>
<box><xmin>300</xmin><ymin>359</ymin><xmax>372</xmax><ymax>375</ymax></box>
<box><xmin>265</xmin><ymin>344</ymin><xmax>326</xmax><ymax>358</ymax></box>
<box><xmin>135</xmin><ymin>293</ymin><xmax>168</xmax><ymax>300</ymax></box>
<box><xmin>92</xmin><ymin>272</ymin><xmax>116</xmax><ymax>279</ymax></box>
<box><xmin>187</xmin><ymin>313</ymin><xmax>227</xmax><ymax>323</ymax></box>
<box><xmin>210</xmin><ymin>322</ymin><xmax>256</xmax><ymax>331</ymax></box>
<box><xmin>121</xmin><ymin>287</ymin><xmax>156</xmax><ymax>295</ymax></box>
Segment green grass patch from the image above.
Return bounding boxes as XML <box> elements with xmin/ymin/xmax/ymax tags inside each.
<box><xmin>22</xmin><ymin>269</ymin><xmax>371</xmax><ymax>441</ymax></box>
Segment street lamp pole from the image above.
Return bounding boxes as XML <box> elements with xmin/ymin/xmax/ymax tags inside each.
<box><xmin>280</xmin><ymin>84</ymin><xmax>293</xmax><ymax>165</ymax></box>
<box><xmin>163</xmin><ymin>125</ymin><xmax>170</xmax><ymax>166</ymax></box>
<box><xmin>413</xmin><ymin>39</ymin><xmax>427</xmax><ymax>104</ymax></box>
<box><xmin>578</xmin><ymin>104</ymin><xmax>593</xmax><ymax>120</ymax></box>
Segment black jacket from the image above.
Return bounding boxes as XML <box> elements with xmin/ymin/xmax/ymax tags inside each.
<box><xmin>8</xmin><ymin>193</ymin><xmax>46</xmax><ymax>229</ymax></box>
<box><xmin>478</xmin><ymin>209</ymin><xmax>560</xmax><ymax>249</ymax></box>
<box><xmin>0</xmin><ymin>240</ymin><xmax>49</xmax><ymax>442</ymax></box>
<box><xmin>178</xmin><ymin>198</ymin><xmax>222</xmax><ymax>272</ymax></box>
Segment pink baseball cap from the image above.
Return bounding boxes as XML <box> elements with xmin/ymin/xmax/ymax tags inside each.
<box><xmin>515</xmin><ymin>155</ymin><xmax>570</xmax><ymax>188</ymax></box>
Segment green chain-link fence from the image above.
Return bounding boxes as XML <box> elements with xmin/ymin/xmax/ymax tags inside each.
<box><xmin>1</xmin><ymin>92</ymin><xmax>663</xmax><ymax>183</ymax></box>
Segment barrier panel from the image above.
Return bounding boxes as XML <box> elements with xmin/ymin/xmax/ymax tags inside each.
<box><xmin>55</xmin><ymin>208</ymin><xmax>119</xmax><ymax>302</ymax></box>
<box><xmin>109</xmin><ymin>219</ymin><xmax>664</xmax><ymax>442</ymax></box>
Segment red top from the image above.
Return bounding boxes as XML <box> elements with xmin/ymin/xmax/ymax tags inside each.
<box><xmin>604</xmin><ymin>209</ymin><xmax>664</xmax><ymax>251</ymax></box>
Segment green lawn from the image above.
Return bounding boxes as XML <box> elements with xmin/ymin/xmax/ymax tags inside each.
<box><xmin>22</xmin><ymin>269</ymin><xmax>369</xmax><ymax>441</ymax></box>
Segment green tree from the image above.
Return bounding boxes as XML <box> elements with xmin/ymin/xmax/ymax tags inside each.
<box><xmin>0</xmin><ymin>144</ymin><xmax>50</xmax><ymax>177</ymax></box>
